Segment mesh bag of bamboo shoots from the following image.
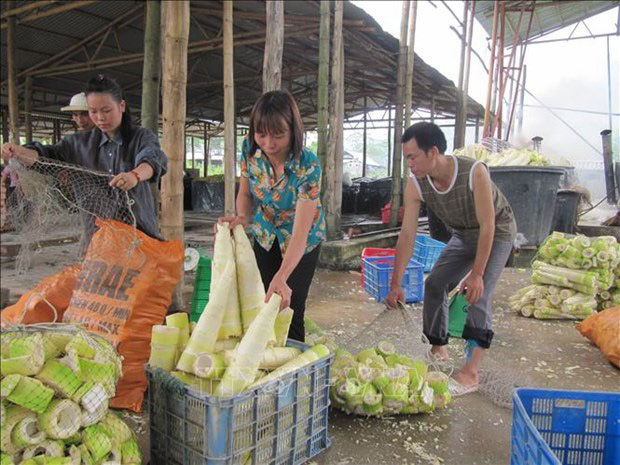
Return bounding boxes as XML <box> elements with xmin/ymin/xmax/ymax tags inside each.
<box><xmin>0</xmin><ymin>323</ymin><xmax>142</xmax><ymax>464</ymax></box>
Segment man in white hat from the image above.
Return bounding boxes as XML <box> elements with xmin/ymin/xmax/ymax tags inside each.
<box><xmin>61</xmin><ymin>92</ymin><xmax>95</xmax><ymax>131</ymax></box>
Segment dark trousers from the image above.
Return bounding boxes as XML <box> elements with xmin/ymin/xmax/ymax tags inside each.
<box><xmin>253</xmin><ymin>238</ymin><xmax>320</xmax><ymax>343</ymax></box>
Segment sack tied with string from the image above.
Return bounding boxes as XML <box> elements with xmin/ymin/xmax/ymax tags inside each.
<box><xmin>62</xmin><ymin>219</ymin><xmax>183</xmax><ymax>412</ymax></box>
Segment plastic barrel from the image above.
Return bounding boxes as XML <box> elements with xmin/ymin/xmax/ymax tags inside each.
<box><xmin>489</xmin><ymin>167</ymin><xmax>564</xmax><ymax>247</ymax></box>
<box><xmin>551</xmin><ymin>190</ymin><xmax>581</xmax><ymax>234</ymax></box>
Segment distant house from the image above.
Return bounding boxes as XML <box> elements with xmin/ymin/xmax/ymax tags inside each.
<box><xmin>343</xmin><ymin>150</ymin><xmax>381</xmax><ymax>178</ymax></box>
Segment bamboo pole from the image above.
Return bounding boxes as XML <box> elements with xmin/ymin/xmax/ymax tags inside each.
<box><xmin>263</xmin><ymin>0</ymin><xmax>284</xmax><ymax>92</ymax></box>
<box><xmin>453</xmin><ymin>1</ymin><xmax>469</xmax><ymax>149</ymax></box>
<box><xmin>0</xmin><ymin>1</ymin><xmax>96</xmax><ymax>30</ymax></box>
<box><xmin>24</xmin><ymin>76</ymin><xmax>33</xmax><ymax>143</ymax></box>
<box><xmin>204</xmin><ymin>122</ymin><xmax>210</xmax><ymax>177</ymax></box>
<box><xmin>223</xmin><ymin>0</ymin><xmax>236</xmax><ymax>216</ymax></box>
<box><xmin>1</xmin><ymin>109</ymin><xmax>9</xmax><ymax>143</ymax></box>
<box><xmin>362</xmin><ymin>95</ymin><xmax>367</xmax><ymax>177</ymax></box>
<box><xmin>161</xmin><ymin>0</ymin><xmax>189</xmax><ymax>308</ymax></box>
<box><xmin>317</xmin><ymin>0</ymin><xmax>330</xmax><ymax>199</ymax></box>
<box><xmin>161</xmin><ymin>0</ymin><xmax>189</xmax><ymax>242</ymax></box>
<box><xmin>389</xmin><ymin>1</ymin><xmax>410</xmax><ymax>227</ymax></box>
<box><xmin>482</xmin><ymin>2</ymin><xmax>499</xmax><ymax>138</ymax></box>
<box><xmin>7</xmin><ymin>0</ymin><xmax>20</xmax><ymax>143</ymax></box>
<box><xmin>141</xmin><ymin>0</ymin><xmax>161</xmax><ymax>134</ymax></box>
<box><xmin>325</xmin><ymin>1</ymin><xmax>344</xmax><ymax>240</ymax></box>
<box><xmin>1</xmin><ymin>1</ymin><xmax>54</xmax><ymax>20</ymax></box>
<box><xmin>404</xmin><ymin>0</ymin><xmax>417</xmax><ymax>131</ymax></box>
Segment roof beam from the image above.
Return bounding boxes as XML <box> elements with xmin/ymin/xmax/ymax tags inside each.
<box><xmin>0</xmin><ymin>1</ymin><xmax>97</xmax><ymax>29</ymax></box>
<box><xmin>1</xmin><ymin>0</ymin><xmax>56</xmax><ymax>19</ymax></box>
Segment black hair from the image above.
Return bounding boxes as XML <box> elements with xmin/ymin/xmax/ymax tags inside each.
<box><xmin>248</xmin><ymin>90</ymin><xmax>305</xmax><ymax>159</ymax></box>
<box><xmin>401</xmin><ymin>122</ymin><xmax>447</xmax><ymax>155</ymax></box>
<box><xmin>85</xmin><ymin>74</ymin><xmax>134</xmax><ymax>145</ymax></box>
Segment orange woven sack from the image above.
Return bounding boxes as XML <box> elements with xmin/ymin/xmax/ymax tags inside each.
<box><xmin>63</xmin><ymin>219</ymin><xmax>183</xmax><ymax>411</ymax></box>
<box><xmin>576</xmin><ymin>307</ymin><xmax>620</xmax><ymax>368</ymax></box>
<box><xmin>1</xmin><ymin>264</ymin><xmax>81</xmax><ymax>328</ymax></box>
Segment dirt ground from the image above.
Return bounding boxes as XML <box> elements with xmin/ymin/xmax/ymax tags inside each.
<box><xmin>1</xmin><ymin>219</ymin><xmax>618</xmax><ymax>465</ymax></box>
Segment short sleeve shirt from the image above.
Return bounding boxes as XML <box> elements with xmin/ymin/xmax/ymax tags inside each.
<box><xmin>240</xmin><ymin>139</ymin><xmax>326</xmax><ymax>254</ymax></box>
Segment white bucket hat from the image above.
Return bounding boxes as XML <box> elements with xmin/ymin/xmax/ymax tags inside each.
<box><xmin>61</xmin><ymin>92</ymin><xmax>89</xmax><ymax>112</ymax></box>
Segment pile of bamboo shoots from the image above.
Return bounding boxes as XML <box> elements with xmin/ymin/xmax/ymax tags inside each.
<box><xmin>148</xmin><ymin>224</ymin><xmax>330</xmax><ymax>397</ymax></box>
<box><xmin>511</xmin><ymin>232</ymin><xmax>620</xmax><ymax>320</ymax></box>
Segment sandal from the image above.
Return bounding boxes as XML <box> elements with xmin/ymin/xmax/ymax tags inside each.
<box><xmin>448</xmin><ymin>377</ymin><xmax>479</xmax><ymax>397</ymax></box>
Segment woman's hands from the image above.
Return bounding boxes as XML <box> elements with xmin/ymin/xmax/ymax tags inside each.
<box><xmin>265</xmin><ymin>271</ymin><xmax>292</xmax><ymax>310</ymax></box>
<box><xmin>215</xmin><ymin>215</ymin><xmax>250</xmax><ymax>233</ymax></box>
<box><xmin>1</xmin><ymin>143</ymin><xmax>38</xmax><ymax>166</ymax></box>
<box><xmin>109</xmin><ymin>171</ymin><xmax>139</xmax><ymax>191</ymax></box>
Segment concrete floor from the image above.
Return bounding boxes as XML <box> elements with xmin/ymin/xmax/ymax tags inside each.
<box><xmin>1</xmin><ymin>222</ymin><xmax>618</xmax><ymax>465</ymax></box>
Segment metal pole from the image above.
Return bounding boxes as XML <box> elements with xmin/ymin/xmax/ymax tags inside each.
<box><xmin>387</xmin><ymin>106</ymin><xmax>392</xmax><ymax>177</ymax></box>
<box><xmin>601</xmin><ymin>129</ymin><xmax>617</xmax><ymax>204</ymax></box>
<box><xmin>517</xmin><ymin>65</ymin><xmax>527</xmax><ymax>134</ymax></box>
<box><xmin>191</xmin><ymin>135</ymin><xmax>195</xmax><ymax>169</ymax></box>
<box><xmin>606</xmin><ymin>36</ymin><xmax>613</xmax><ymax>133</ymax></box>
<box><xmin>483</xmin><ymin>2</ymin><xmax>499</xmax><ymax>138</ymax></box>
<box><xmin>363</xmin><ymin>95</ymin><xmax>367</xmax><ymax>177</ymax></box>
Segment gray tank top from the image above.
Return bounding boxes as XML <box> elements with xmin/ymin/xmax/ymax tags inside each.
<box><xmin>414</xmin><ymin>156</ymin><xmax>516</xmax><ymax>242</ymax></box>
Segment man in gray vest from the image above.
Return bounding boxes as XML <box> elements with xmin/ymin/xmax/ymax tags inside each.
<box><xmin>386</xmin><ymin>122</ymin><xmax>516</xmax><ymax>395</ymax></box>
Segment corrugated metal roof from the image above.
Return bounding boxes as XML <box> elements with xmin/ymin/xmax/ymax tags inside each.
<box><xmin>1</xmin><ymin>0</ymin><xmax>485</xmax><ymax>127</ymax></box>
<box><xmin>474</xmin><ymin>1</ymin><xmax>619</xmax><ymax>42</ymax></box>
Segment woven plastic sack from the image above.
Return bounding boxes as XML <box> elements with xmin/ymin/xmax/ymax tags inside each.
<box><xmin>1</xmin><ymin>265</ymin><xmax>81</xmax><ymax>328</ymax></box>
<box><xmin>63</xmin><ymin>219</ymin><xmax>183</xmax><ymax>412</ymax></box>
<box><xmin>576</xmin><ymin>307</ymin><xmax>620</xmax><ymax>368</ymax></box>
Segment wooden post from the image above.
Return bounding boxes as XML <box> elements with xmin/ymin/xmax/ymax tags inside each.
<box><xmin>161</xmin><ymin>0</ymin><xmax>189</xmax><ymax>309</ymax></box>
<box><xmin>317</xmin><ymin>0</ymin><xmax>330</xmax><ymax>198</ymax></box>
<box><xmin>362</xmin><ymin>95</ymin><xmax>367</xmax><ymax>177</ymax></box>
<box><xmin>203</xmin><ymin>122</ymin><xmax>209</xmax><ymax>177</ymax></box>
<box><xmin>403</xmin><ymin>0</ymin><xmax>417</xmax><ymax>185</ymax></box>
<box><xmin>53</xmin><ymin>120</ymin><xmax>60</xmax><ymax>144</ymax></box>
<box><xmin>191</xmin><ymin>136</ymin><xmax>195</xmax><ymax>169</ymax></box>
<box><xmin>141</xmin><ymin>0</ymin><xmax>161</xmax><ymax>133</ymax></box>
<box><xmin>483</xmin><ymin>2</ymin><xmax>499</xmax><ymax>138</ymax></box>
<box><xmin>389</xmin><ymin>1</ymin><xmax>410</xmax><ymax>227</ymax></box>
<box><xmin>161</xmin><ymin>0</ymin><xmax>189</xmax><ymax>240</ymax></box>
<box><xmin>7</xmin><ymin>0</ymin><xmax>19</xmax><ymax>142</ymax></box>
<box><xmin>404</xmin><ymin>0</ymin><xmax>417</xmax><ymax>131</ymax></box>
<box><xmin>325</xmin><ymin>1</ymin><xmax>344</xmax><ymax>240</ymax></box>
<box><xmin>453</xmin><ymin>1</ymin><xmax>468</xmax><ymax>149</ymax></box>
<box><xmin>460</xmin><ymin>0</ymin><xmax>476</xmax><ymax>146</ymax></box>
<box><xmin>262</xmin><ymin>0</ymin><xmax>284</xmax><ymax>92</ymax></box>
<box><xmin>223</xmin><ymin>1</ymin><xmax>235</xmax><ymax>216</ymax></box>
<box><xmin>24</xmin><ymin>76</ymin><xmax>33</xmax><ymax>143</ymax></box>
<box><xmin>1</xmin><ymin>108</ymin><xmax>9</xmax><ymax>143</ymax></box>
<box><xmin>387</xmin><ymin>106</ymin><xmax>392</xmax><ymax>176</ymax></box>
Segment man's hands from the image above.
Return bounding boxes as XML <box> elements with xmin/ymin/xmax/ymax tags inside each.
<box><xmin>385</xmin><ymin>286</ymin><xmax>405</xmax><ymax>309</ymax></box>
<box><xmin>265</xmin><ymin>271</ymin><xmax>292</xmax><ymax>310</ymax></box>
<box><xmin>460</xmin><ymin>270</ymin><xmax>484</xmax><ymax>305</ymax></box>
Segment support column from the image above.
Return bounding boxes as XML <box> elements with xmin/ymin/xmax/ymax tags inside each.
<box><xmin>389</xmin><ymin>1</ymin><xmax>410</xmax><ymax>227</ymax></box>
<box><xmin>161</xmin><ymin>0</ymin><xmax>189</xmax><ymax>241</ymax></box>
<box><xmin>362</xmin><ymin>95</ymin><xmax>367</xmax><ymax>177</ymax></box>
<box><xmin>387</xmin><ymin>106</ymin><xmax>392</xmax><ymax>176</ymax></box>
<box><xmin>317</xmin><ymin>0</ymin><xmax>330</xmax><ymax>197</ymax></box>
<box><xmin>24</xmin><ymin>75</ymin><xmax>33</xmax><ymax>143</ymax></box>
<box><xmin>7</xmin><ymin>0</ymin><xmax>20</xmax><ymax>142</ymax></box>
<box><xmin>325</xmin><ymin>1</ymin><xmax>344</xmax><ymax>240</ymax></box>
<box><xmin>262</xmin><ymin>0</ymin><xmax>284</xmax><ymax>92</ymax></box>
<box><xmin>203</xmin><ymin>122</ymin><xmax>209</xmax><ymax>177</ymax></box>
<box><xmin>223</xmin><ymin>0</ymin><xmax>236</xmax><ymax>216</ymax></box>
<box><xmin>141</xmin><ymin>0</ymin><xmax>161</xmax><ymax>133</ymax></box>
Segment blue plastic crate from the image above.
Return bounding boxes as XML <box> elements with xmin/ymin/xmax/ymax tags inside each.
<box><xmin>147</xmin><ymin>340</ymin><xmax>333</xmax><ymax>465</ymax></box>
<box><xmin>362</xmin><ymin>256</ymin><xmax>424</xmax><ymax>303</ymax></box>
<box><xmin>511</xmin><ymin>388</ymin><xmax>620</xmax><ymax>465</ymax></box>
<box><xmin>413</xmin><ymin>235</ymin><xmax>446</xmax><ymax>273</ymax></box>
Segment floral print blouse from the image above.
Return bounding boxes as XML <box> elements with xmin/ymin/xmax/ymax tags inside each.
<box><xmin>240</xmin><ymin>139</ymin><xmax>326</xmax><ymax>254</ymax></box>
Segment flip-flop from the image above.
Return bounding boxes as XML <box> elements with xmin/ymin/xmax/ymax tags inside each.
<box><xmin>425</xmin><ymin>351</ymin><xmax>454</xmax><ymax>373</ymax></box>
<box><xmin>448</xmin><ymin>377</ymin><xmax>479</xmax><ymax>397</ymax></box>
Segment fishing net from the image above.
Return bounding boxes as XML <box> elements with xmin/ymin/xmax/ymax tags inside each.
<box><xmin>5</xmin><ymin>157</ymin><xmax>139</xmax><ymax>273</ymax></box>
<box><xmin>312</xmin><ymin>300</ymin><xmax>529</xmax><ymax>413</ymax></box>
<box><xmin>0</xmin><ymin>323</ymin><xmax>141</xmax><ymax>464</ymax></box>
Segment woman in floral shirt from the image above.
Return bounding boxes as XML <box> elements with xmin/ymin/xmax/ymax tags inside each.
<box><xmin>219</xmin><ymin>90</ymin><xmax>326</xmax><ymax>342</ymax></box>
